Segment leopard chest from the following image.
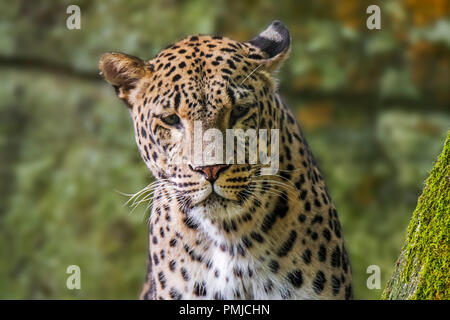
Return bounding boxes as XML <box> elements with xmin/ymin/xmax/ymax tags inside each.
<box><xmin>149</xmin><ymin>233</ymin><xmax>304</xmax><ymax>300</ymax></box>
<box><xmin>147</xmin><ymin>199</ymin><xmax>321</xmax><ymax>300</ymax></box>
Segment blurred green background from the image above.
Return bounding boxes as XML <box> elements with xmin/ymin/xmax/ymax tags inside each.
<box><xmin>0</xmin><ymin>0</ymin><xmax>449</xmax><ymax>299</ymax></box>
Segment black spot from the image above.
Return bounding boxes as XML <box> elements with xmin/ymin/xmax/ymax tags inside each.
<box><xmin>231</xmin><ymin>219</ymin><xmax>238</xmax><ymax>231</ymax></box>
<box><xmin>277</xmin><ymin>230</ymin><xmax>297</xmax><ymax>257</ymax></box>
<box><xmin>287</xmin><ymin>270</ymin><xmax>303</xmax><ymax>288</ymax></box>
<box><xmin>237</xmin><ymin>244</ymin><xmax>246</xmax><ymax>257</ymax></box>
<box><xmin>280</xmin><ymin>171</ymin><xmax>291</xmax><ymax>180</ymax></box>
<box><xmin>248</xmin><ymin>53</ymin><xmax>264</xmax><ymax>59</ymax></box>
<box><xmin>242</xmin><ymin>235</ymin><xmax>253</xmax><ymax>248</ymax></box>
<box><xmin>345</xmin><ymin>284</ymin><xmax>353</xmax><ymax>300</ymax></box>
<box><xmin>158</xmin><ymin>271</ymin><xmax>166</xmax><ymax>289</ymax></box>
<box><xmin>321</xmin><ymin>193</ymin><xmax>329</xmax><ymax>205</ymax></box>
<box><xmin>193</xmin><ymin>281</ymin><xmax>207</xmax><ymax>296</ymax></box>
<box><xmin>331</xmin><ymin>275</ymin><xmax>341</xmax><ymax>296</ymax></box>
<box><xmin>143</xmin><ymin>145</ymin><xmax>150</xmax><ymax>160</ymax></box>
<box><xmin>264</xmin><ymin>280</ymin><xmax>274</xmax><ymax>293</ymax></box>
<box><xmin>314</xmin><ymin>199</ymin><xmax>322</xmax><ymax>208</ymax></box>
<box><xmin>169</xmin><ymin>260</ymin><xmax>176</xmax><ymax>272</ymax></box>
<box><xmin>250</xmin><ymin>232</ymin><xmax>264</xmax><ymax>243</ymax></box>
<box><xmin>226</xmin><ymin>59</ymin><xmax>236</xmax><ymax>69</ymax></box>
<box><xmin>169</xmin><ymin>288</ymin><xmax>182</xmax><ymax>300</ymax></box>
<box><xmin>299</xmin><ymin>147</ymin><xmax>305</xmax><ymax>155</ymax></box>
<box><xmin>226</xmin><ymin>86</ymin><xmax>235</xmax><ymax>105</ymax></box>
<box><xmin>296</xmin><ymin>174</ymin><xmax>306</xmax><ymax>188</ymax></box>
<box><xmin>311</xmin><ymin>214</ymin><xmax>323</xmax><ymax>225</ymax></box>
<box><xmin>268</xmin><ymin>260</ymin><xmax>280</xmax><ymax>273</ymax></box>
<box><xmin>298</xmin><ymin>213</ymin><xmax>306</xmax><ymax>223</ymax></box>
<box><xmin>166</xmin><ymin>66</ymin><xmax>176</xmax><ymax>77</ymax></box>
<box><xmin>318</xmin><ymin>244</ymin><xmax>327</xmax><ymax>262</ymax></box>
<box><xmin>172</xmin><ymin>74</ymin><xmax>181</xmax><ymax>82</ymax></box>
<box><xmin>304</xmin><ymin>201</ymin><xmax>311</xmax><ymax>211</ymax></box>
<box><xmin>302</xmin><ymin>249</ymin><xmax>312</xmax><ymax>264</ymax></box>
<box><xmin>261</xmin><ymin>193</ymin><xmax>289</xmax><ymax>233</ymax></box>
<box><xmin>331</xmin><ymin>245</ymin><xmax>341</xmax><ymax>268</ymax></box>
<box><xmin>153</xmin><ymin>253</ymin><xmax>159</xmax><ymax>265</ymax></box>
<box><xmin>181</xmin><ymin>268</ymin><xmax>190</xmax><ymax>281</ymax></box>
<box><xmin>333</xmin><ymin>219</ymin><xmax>342</xmax><ymax>238</ymax></box>
<box><xmin>222</xmin><ymin>221</ymin><xmax>231</xmax><ymax>233</ymax></box>
<box><xmin>322</xmin><ymin>228</ymin><xmax>332</xmax><ymax>242</ymax></box>
<box><xmin>184</xmin><ymin>244</ymin><xmax>204</xmax><ymax>263</ymax></box>
<box><xmin>313</xmin><ymin>271</ymin><xmax>326</xmax><ymax>294</ymax></box>
<box><xmin>141</xmin><ymin>127</ymin><xmax>147</xmax><ymax>138</ymax></box>
<box><xmin>300</xmin><ymin>189</ymin><xmax>308</xmax><ymax>201</ymax></box>
<box><xmin>173</xmin><ymin>92</ymin><xmax>181</xmax><ymax>111</ymax></box>
<box><xmin>221</xmin><ymin>47</ymin><xmax>237</xmax><ymax>53</ymax></box>
<box><xmin>342</xmin><ymin>247</ymin><xmax>349</xmax><ymax>273</ymax></box>
<box><xmin>183</xmin><ymin>216</ymin><xmax>199</xmax><ymax>230</ymax></box>
<box><xmin>233</xmin><ymin>267</ymin><xmax>243</xmax><ymax>277</ymax></box>
<box><xmin>214</xmin><ymin>292</ymin><xmax>225</xmax><ymax>300</ymax></box>
<box><xmin>253</xmin><ymin>198</ymin><xmax>262</xmax><ymax>208</ymax></box>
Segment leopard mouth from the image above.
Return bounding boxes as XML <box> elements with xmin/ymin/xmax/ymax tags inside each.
<box><xmin>197</xmin><ymin>190</ymin><xmax>241</xmax><ymax>208</ymax></box>
<box><xmin>188</xmin><ymin>180</ymin><xmax>251</xmax><ymax>208</ymax></box>
<box><xmin>199</xmin><ymin>187</ymin><xmax>249</xmax><ymax>208</ymax></box>
<box><xmin>202</xmin><ymin>192</ymin><xmax>225</xmax><ymax>204</ymax></box>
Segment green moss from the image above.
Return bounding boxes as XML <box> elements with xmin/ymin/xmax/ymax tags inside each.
<box><xmin>383</xmin><ymin>131</ymin><xmax>450</xmax><ymax>299</ymax></box>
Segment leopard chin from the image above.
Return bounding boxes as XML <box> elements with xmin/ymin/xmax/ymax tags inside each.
<box><xmin>196</xmin><ymin>192</ymin><xmax>237</xmax><ymax>209</ymax></box>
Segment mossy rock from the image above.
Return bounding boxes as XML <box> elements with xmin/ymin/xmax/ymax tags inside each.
<box><xmin>382</xmin><ymin>131</ymin><xmax>450</xmax><ymax>299</ymax></box>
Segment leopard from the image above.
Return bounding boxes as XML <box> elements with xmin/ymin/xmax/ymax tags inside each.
<box><xmin>99</xmin><ymin>20</ymin><xmax>352</xmax><ymax>300</ymax></box>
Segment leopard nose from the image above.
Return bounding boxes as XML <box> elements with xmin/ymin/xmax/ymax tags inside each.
<box><xmin>190</xmin><ymin>164</ymin><xmax>229</xmax><ymax>182</ymax></box>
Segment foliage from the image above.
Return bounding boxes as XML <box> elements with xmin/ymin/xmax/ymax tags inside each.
<box><xmin>382</xmin><ymin>132</ymin><xmax>450</xmax><ymax>299</ymax></box>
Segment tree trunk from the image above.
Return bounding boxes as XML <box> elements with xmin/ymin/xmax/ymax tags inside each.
<box><xmin>382</xmin><ymin>131</ymin><xmax>450</xmax><ymax>300</ymax></box>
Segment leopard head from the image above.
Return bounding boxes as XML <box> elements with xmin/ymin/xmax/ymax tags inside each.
<box><xmin>99</xmin><ymin>21</ymin><xmax>291</xmax><ymax>218</ymax></box>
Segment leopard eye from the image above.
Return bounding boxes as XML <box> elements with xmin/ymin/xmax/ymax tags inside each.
<box><xmin>161</xmin><ymin>114</ymin><xmax>181</xmax><ymax>126</ymax></box>
<box><xmin>230</xmin><ymin>105</ymin><xmax>250</xmax><ymax>120</ymax></box>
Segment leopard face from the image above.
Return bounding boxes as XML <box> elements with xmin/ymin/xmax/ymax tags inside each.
<box><xmin>100</xmin><ymin>22</ymin><xmax>289</xmax><ymax>224</ymax></box>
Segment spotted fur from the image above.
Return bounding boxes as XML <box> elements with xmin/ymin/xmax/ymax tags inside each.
<box><xmin>99</xmin><ymin>20</ymin><xmax>352</xmax><ymax>300</ymax></box>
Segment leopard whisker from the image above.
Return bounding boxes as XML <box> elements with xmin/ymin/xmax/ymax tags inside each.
<box><xmin>247</xmin><ymin>184</ymin><xmax>290</xmax><ymax>201</ymax></box>
<box><xmin>250</xmin><ymin>178</ymin><xmax>298</xmax><ymax>197</ymax></box>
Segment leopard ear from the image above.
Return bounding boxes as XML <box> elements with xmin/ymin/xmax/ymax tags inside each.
<box><xmin>247</xmin><ymin>20</ymin><xmax>291</xmax><ymax>72</ymax></box>
<box><xmin>99</xmin><ymin>52</ymin><xmax>152</xmax><ymax>100</ymax></box>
